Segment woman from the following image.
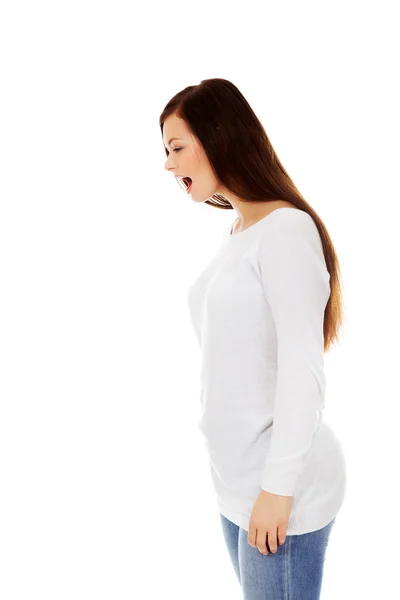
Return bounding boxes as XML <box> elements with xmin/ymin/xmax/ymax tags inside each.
<box><xmin>159</xmin><ymin>78</ymin><xmax>347</xmax><ymax>599</ymax></box>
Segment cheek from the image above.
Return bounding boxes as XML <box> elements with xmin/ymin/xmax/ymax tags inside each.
<box><xmin>186</xmin><ymin>149</ymin><xmax>200</xmax><ymax>168</ymax></box>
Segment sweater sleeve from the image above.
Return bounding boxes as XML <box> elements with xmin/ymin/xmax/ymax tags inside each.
<box><xmin>257</xmin><ymin>211</ymin><xmax>331</xmax><ymax>497</ymax></box>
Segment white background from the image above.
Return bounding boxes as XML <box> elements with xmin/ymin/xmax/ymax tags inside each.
<box><xmin>1</xmin><ymin>1</ymin><xmax>399</xmax><ymax>598</ymax></box>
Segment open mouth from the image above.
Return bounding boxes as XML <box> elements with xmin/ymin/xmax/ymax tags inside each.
<box><xmin>179</xmin><ymin>177</ymin><xmax>192</xmax><ymax>193</ymax></box>
<box><xmin>185</xmin><ymin>177</ymin><xmax>193</xmax><ymax>193</ymax></box>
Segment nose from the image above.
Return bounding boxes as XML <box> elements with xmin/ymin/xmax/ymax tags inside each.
<box><xmin>164</xmin><ymin>153</ymin><xmax>177</xmax><ymax>172</ymax></box>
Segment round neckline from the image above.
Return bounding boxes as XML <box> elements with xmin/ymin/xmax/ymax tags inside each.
<box><xmin>228</xmin><ymin>207</ymin><xmax>300</xmax><ymax>239</ymax></box>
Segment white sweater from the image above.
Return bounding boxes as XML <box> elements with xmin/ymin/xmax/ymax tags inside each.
<box><xmin>186</xmin><ymin>207</ymin><xmax>347</xmax><ymax>535</ymax></box>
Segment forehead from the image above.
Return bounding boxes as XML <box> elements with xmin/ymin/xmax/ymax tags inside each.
<box><xmin>162</xmin><ymin>114</ymin><xmax>190</xmax><ymax>146</ymax></box>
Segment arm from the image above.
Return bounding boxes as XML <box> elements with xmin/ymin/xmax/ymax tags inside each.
<box><xmin>257</xmin><ymin>211</ymin><xmax>331</xmax><ymax>497</ymax></box>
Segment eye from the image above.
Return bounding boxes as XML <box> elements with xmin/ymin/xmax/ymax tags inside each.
<box><xmin>165</xmin><ymin>147</ymin><xmax>182</xmax><ymax>156</ymax></box>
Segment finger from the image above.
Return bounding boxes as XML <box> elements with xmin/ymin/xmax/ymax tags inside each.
<box><xmin>248</xmin><ymin>523</ymin><xmax>257</xmax><ymax>548</ymax></box>
<box><xmin>268</xmin><ymin>528</ymin><xmax>278</xmax><ymax>553</ymax></box>
<box><xmin>256</xmin><ymin>529</ymin><xmax>269</xmax><ymax>555</ymax></box>
<box><xmin>278</xmin><ymin>524</ymin><xmax>287</xmax><ymax>546</ymax></box>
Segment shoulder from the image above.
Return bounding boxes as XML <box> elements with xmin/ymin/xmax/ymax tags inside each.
<box><xmin>258</xmin><ymin>201</ymin><xmax>312</xmax><ymax>226</ymax></box>
<box><xmin>257</xmin><ymin>205</ymin><xmax>324</xmax><ymax>258</ymax></box>
<box><xmin>263</xmin><ymin>204</ymin><xmax>318</xmax><ymax>236</ymax></box>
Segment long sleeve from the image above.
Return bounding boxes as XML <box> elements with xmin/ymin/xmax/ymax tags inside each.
<box><xmin>257</xmin><ymin>211</ymin><xmax>331</xmax><ymax>497</ymax></box>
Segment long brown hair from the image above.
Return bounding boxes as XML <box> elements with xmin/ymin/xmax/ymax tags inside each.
<box><xmin>159</xmin><ymin>78</ymin><xmax>345</xmax><ymax>352</ymax></box>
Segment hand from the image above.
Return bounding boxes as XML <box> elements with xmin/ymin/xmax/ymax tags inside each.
<box><xmin>248</xmin><ymin>489</ymin><xmax>293</xmax><ymax>554</ymax></box>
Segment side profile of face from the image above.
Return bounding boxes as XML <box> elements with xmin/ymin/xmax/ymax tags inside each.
<box><xmin>163</xmin><ymin>113</ymin><xmax>224</xmax><ymax>203</ymax></box>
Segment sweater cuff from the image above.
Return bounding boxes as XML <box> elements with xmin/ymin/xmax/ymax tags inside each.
<box><xmin>261</xmin><ymin>453</ymin><xmax>307</xmax><ymax>496</ymax></box>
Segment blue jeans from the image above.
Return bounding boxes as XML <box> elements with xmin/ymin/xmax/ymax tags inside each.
<box><xmin>219</xmin><ymin>513</ymin><xmax>335</xmax><ymax>599</ymax></box>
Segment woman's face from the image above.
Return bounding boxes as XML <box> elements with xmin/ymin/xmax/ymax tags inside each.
<box><xmin>163</xmin><ymin>113</ymin><xmax>223</xmax><ymax>203</ymax></box>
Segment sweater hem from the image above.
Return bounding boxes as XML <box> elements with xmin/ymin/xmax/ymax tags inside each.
<box><xmin>216</xmin><ymin>494</ymin><xmax>344</xmax><ymax>536</ymax></box>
